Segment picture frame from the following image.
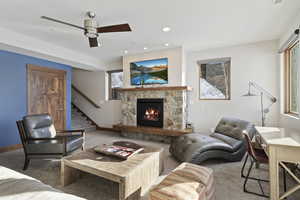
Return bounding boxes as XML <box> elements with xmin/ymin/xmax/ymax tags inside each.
<box><xmin>130</xmin><ymin>58</ymin><xmax>168</xmax><ymax>85</ymax></box>
<box><xmin>198</xmin><ymin>57</ymin><xmax>231</xmax><ymax>100</ymax></box>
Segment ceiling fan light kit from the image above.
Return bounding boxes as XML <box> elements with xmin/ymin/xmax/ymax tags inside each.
<box><xmin>41</xmin><ymin>11</ymin><xmax>132</xmax><ymax>48</ymax></box>
<box><xmin>84</xmin><ymin>18</ymin><xmax>98</xmax><ymax>38</ymax></box>
<box><xmin>87</xmin><ymin>11</ymin><xmax>96</xmax><ymax>19</ymax></box>
<box><xmin>88</xmin><ymin>37</ymin><xmax>100</xmax><ymax>48</ymax></box>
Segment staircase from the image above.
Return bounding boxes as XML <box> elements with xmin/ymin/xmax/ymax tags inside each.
<box><xmin>71</xmin><ymin>104</ymin><xmax>97</xmax><ymax>132</ymax></box>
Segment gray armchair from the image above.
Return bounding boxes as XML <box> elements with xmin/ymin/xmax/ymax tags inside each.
<box><xmin>170</xmin><ymin>117</ymin><xmax>256</xmax><ymax>164</ymax></box>
<box><xmin>16</xmin><ymin>114</ymin><xmax>85</xmax><ymax>170</ymax></box>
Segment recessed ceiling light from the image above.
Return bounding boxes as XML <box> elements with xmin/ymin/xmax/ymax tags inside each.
<box><xmin>124</xmin><ymin>50</ymin><xmax>128</xmax><ymax>54</ymax></box>
<box><xmin>162</xmin><ymin>27</ymin><xmax>171</xmax><ymax>32</ymax></box>
<box><xmin>144</xmin><ymin>47</ymin><xmax>148</xmax><ymax>50</ymax></box>
<box><xmin>164</xmin><ymin>43</ymin><xmax>169</xmax><ymax>47</ymax></box>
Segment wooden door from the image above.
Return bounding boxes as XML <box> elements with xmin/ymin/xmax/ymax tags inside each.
<box><xmin>27</xmin><ymin>64</ymin><xmax>66</xmax><ymax>130</ymax></box>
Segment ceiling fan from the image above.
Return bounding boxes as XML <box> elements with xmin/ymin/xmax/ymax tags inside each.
<box><xmin>41</xmin><ymin>11</ymin><xmax>132</xmax><ymax>48</ymax></box>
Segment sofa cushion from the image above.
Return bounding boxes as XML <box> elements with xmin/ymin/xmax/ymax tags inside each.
<box><xmin>0</xmin><ymin>165</ymin><xmax>85</xmax><ymax>200</ymax></box>
<box><xmin>170</xmin><ymin>133</ymin><xmax>236</xmax><ymax>162</ymax></box>
<box><xmin>198</xmin><ymin>136</ymin><xmax>234</xmax><ymax>153</ymax></box>
<box><xmin>210</xmin><ymin>132</ymin><xmax>244</xmax><ymax>152</ymax></box>
<box><xmin>26</xmin><ymin>135</ymin><xmax>84</xmax><ymax>154</ymax></box>
<box><xmin>173</xmin><ymin>163</ymin><xmax>213</xmax><ymax>185</ymax></box>
<box><xmin>149</xmin><ymin>162</ymin><xmax>215</xmax><ymax>200</ymax></box>
<box><xmin>214</xmin><ymin>117</ymin><xmax>252</xmax><ymax>140</ymax></box>
<box><xmin>23</xmin><ymin>114</ymin><xmax>56</xmax><ymax>139</ymax></box>
<box><xmin>26</xmin><ymin>140</ymin><xmax>63</xmax><ymax>154</ymax></box>
<box><xmin>149</xmin><ymin>172</ymin><xmax>206</xmax><ymax>200</ymax></box>
<box><xmin>173</xmin><ymin>163</ymin><xmax>215</xmax><ymax>200</ymax></box>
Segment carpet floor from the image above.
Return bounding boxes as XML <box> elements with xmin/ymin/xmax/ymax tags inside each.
<box><xmin>0</xmin><ymin>131</ymin><xmax>299</xmax><ymax>200</ymax></box>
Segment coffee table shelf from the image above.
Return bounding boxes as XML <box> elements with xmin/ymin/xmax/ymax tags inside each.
<box><xmin>61</xmin><ymin>146</ymin><xmax>163</xmax><ymax>200</ymax></box>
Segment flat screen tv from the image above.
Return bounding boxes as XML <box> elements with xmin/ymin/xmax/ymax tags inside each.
<box><xmin>130</xmin><ymin>58</ymin><xmax>168</xmax><ymax>85</ymax></box>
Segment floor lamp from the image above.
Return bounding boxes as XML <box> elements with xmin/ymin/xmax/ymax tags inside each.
<box><xmin>242</xmin><ymin>81</ymin><xmax>277</xmax><ymax>127</ymax></box>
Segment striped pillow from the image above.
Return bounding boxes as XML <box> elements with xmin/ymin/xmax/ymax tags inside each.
<box><xmin>149</xmin><ymin>163</ymin><xmax>215</xmax><ymax>200</ymax></box>
<box><xmin>149</xmin><ymin>172</ymin><xmax>206</xmax><ymax>200</ymax></box>
<box><xmin>173</xmin><ymin>163</ymin><xmax>215</xmax><ymax>200</ymax></box>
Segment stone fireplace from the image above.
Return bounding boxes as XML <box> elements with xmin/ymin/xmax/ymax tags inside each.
<box><xmin>114</xmin><ymin>86</ymin><xmax>192</xmax><ymax>142</ymax></box>
<box><xmin>117</xmin><ymin>86</ymin><xmax>191</xmax><ymax>128</ymax></box>
<box><xmin>137</xmin><ymin>98</ymin><xmax>164</xmax><ymax>128</ymax></box>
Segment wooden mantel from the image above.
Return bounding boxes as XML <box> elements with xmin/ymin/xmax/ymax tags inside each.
<box><xmin>113</xmin><ymin>124</ymin><xmax>192</xmax><ymax>136</ymax></box>
<box><xmin>117</xmin><ymin>86</ymin><xmax>192</xmax><ymax>92</ymax></box>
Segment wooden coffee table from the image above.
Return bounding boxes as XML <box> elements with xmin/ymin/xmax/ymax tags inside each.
<box><xmin>61</xmin><ymin>146</ymin><xmax>164</xmax><ymax>200</ymax></box>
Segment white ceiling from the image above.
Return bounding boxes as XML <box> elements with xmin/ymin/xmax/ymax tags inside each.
<box><xmin>0</xmin><ymin>0</ymin><xmax>299</xmax><ymax>69</ymax></box>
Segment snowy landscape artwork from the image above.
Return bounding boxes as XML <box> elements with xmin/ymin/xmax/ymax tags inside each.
<box><xmin>130</xmin><ymin>58</ymin><xmax>168</xmax><ymax>85</ymax></box>
<box><xmin>198</xmin><ymin>58</ymin><xmax>231</xmax><ymax>100</ymax></box>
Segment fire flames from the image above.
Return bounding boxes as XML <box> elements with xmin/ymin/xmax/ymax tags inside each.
<box><xmin>144</xmin><ymin>108</ymin><xmax>160</xmax><ymax>121</ymax></box>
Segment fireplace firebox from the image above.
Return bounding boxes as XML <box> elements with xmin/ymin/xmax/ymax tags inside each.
<box><xmin>137</xmin><ymin>98</ymin><xmax>164</xmax><ymax>128</ymax></box>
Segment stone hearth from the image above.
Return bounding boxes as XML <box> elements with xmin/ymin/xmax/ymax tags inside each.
<box><xmin>119</xmin><ymin>86</ymin><xmax>191</xmax><ymax>131</ymax></box>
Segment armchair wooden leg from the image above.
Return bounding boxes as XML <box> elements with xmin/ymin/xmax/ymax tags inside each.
<box><xmin>23</xmin><ymin>156</ymin><xmax>30</xmax><ymax>171</ymax></box>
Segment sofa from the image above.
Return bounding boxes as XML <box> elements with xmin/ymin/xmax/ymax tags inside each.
<box><xmin>0</xmin><ymin>165</ymin><xmax>85</xmax><ymax>200</ymax></box>
<box><xmin>170</xmin><ymin>117</ymin><xmax>256</xmax><ymax>164</ymax></box>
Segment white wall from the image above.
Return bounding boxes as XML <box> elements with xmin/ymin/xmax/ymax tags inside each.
<box><xmin>122</xmin><ymin>47</ymin><xmax>185</xmax><ymax>87</ymax></box>
<box><xmin>187</xmin><ymin>40</ymin><xmax>280</xmax><ymax>132</ymax></box>
<box><xmin>72</xmin><ymin>69</ymin><xmax>121</xmax><ymax>127</ymax></box>
<box><xmin>72</xmin><ymin>41</ymin><xmax>280</xmax><ymax>130</ymax></box>
<box><xmin>72</xmin><ymin>46</ymin><xmax>187</xmax><ymax>127</ymax></box>
<box><xmin>279</xmin><ymin>12</ymin><xmax>300</xmax><ymax>130</ymax></box>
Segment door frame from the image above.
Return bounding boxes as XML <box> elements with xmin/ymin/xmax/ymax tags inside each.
<box><xmin>27</xmin><ymin>64</ymin><xmax>67</xmax><ymax>129</ymax></box>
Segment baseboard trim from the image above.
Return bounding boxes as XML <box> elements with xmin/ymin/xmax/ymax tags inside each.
<box><xmin>0</xmin><ymin>144</ymin><xmax>22</xmax><ymax>153</ymax></box>
<box><xmin>97</xmin><ymin>126</ymin><xmax>121</xmax><ymax>132</ymax></box>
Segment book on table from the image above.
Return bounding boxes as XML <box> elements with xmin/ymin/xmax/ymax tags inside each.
<box><xmin>94</xmin><ymin>142</ymin><xmax>144</xmax><ymax>159</ymax></box>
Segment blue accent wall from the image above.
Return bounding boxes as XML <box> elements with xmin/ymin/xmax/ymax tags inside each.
<box><xmin>0</xmin><ymin>50</ymin><xmax>72</xmax><ymax>147</ymax></box>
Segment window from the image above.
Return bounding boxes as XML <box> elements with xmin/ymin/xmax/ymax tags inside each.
<box><xmin>285</xmin><ymin>41</ymin><xmax>299</xmax><ymax>115</ymax></box>
<box><xmin>197</xmin><ymin>58</ymin><xmax>231</xmax><ymax>100</ymax></box>
<box><xmin>107</xmin><ymin>70</ymin><xmax>123</xmax><ymax>100</ymax></box>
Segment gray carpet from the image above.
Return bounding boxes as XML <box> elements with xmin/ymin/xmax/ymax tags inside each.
<box><xmin>0</xmin><ymin>131</ymin><xmax>299</xmax><ymax>200</ymax></box>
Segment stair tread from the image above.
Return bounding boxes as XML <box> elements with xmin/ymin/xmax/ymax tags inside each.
<box><xmin>71</xmin><ymin>108</ymin><xmax>96</xmax><ymax>132</ymax></box>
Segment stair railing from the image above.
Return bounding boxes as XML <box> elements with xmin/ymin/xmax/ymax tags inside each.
<box><xmin>72</xmin><ymin>84</ymin><xmax>101</xmax><ymax>109</ymax></box>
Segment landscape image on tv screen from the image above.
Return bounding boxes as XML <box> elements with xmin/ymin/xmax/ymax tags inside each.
<box><xmin>130</xmin><ymin>58</ymin><xmax>168</xmax><ymax>85</ymax></box>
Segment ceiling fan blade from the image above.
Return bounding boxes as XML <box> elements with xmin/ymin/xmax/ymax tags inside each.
<box><xmin>88</xmin><ymin>37</ymin><xmax>99</xmax><ymax>48</ymax></box>
<box><xmin>41</xmin><ymin>16</ymin><xmax>85</xmax><ymax>30</ymax></box>
<box><xmin>97</xmin><ymin>23</ymin><xmax>132</xmax><ymax>33</ymax></box>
